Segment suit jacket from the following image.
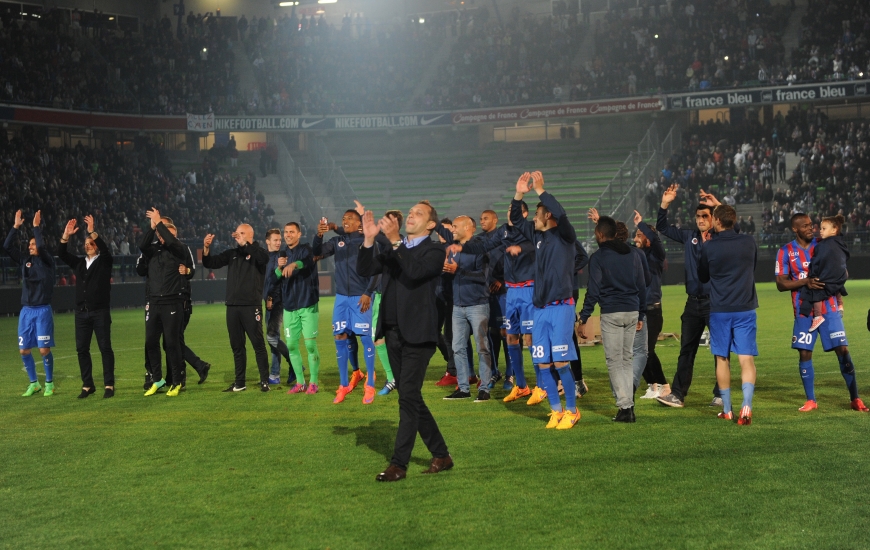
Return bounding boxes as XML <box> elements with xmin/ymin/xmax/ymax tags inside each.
<box><xmin>357</xmin><ymin>238</ymin><xmax>444</xmax><ymax>344</ymax></box>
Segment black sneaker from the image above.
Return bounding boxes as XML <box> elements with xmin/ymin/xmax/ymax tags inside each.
<box><xmin>613</xmin><ymin>407</ymin><xmax>636</xmax><ymax>423</ymax></box>
<box><xmin>443</xmin><ymin>390</ymin><xmax>471</xmax><ymax>400</ymax></box>
<box><xmin>474</xmin><ymin>390</ymin><xmax>491</xmax><ymax>402</ymax></box>
<box><xmin>197</xmin><ymin>362</ymin><xmax>211</xmax><ymax>384</ymax></box>
<box><xmin>223</xmin><ymin>384</ymin><xmax>246</xmax><ymax>393</ymax></box>
<box><xmin>259</xmin><ymin>381</ymin><xmax>270</xmax><ymax>392</ymax></box>
<box><xmin>491</xmin><ymin>370</ymin><xmax>503</xmax><ymax>385</ymax></box>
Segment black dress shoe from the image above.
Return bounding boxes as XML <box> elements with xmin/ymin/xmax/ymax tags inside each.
<box><xmin>422</xmin><ymin>454</ymin><xmax>454</xmax><ymax>474</ymax></box>
<box><xmin>143</xmin><ymin>373</ymin><xmax>153</xmax><ymax>391</ymax></box>
<box><xmin>375</xmin><ymin>464</ymin><xmax>407</xmax><ymax>482</ymax></box>
<box><xmin>613</xmin><ymin>407</ymin><xmax>636</xmax><ymax>423</ymax></box>
<box><xmin>77</xmin><ymin>387</ymin><xmax>96</xmax><ymax>399</ymax></box>
<box><xmin>103</xmin><ymin>387</ymin><xmax>115</xmax><ymax>399</ymax></box>
<box><xmin>198</xmin><ymin>362</ymin><xmax>210</xmax><ymax>384</ymax></box>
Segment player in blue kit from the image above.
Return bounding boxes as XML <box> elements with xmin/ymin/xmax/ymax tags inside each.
<box><xmin>459</xmin><ymin>203</ymin><xmax>537</xmax><ymax>402</ymax></box>
<box><xmin>455</xmin><ymin>172</ymin><xmax>581</xmax><ymax>428</ymax></box>
<box><xmin>698</xmin><ymin>205</ymin><xmax>758</xmax><ymax>425</ymax></box>
<box><xmin>775</xmin><ymin>213</ymin><xmax>868</xmax><ymax>412</ymax></box>
<box><xmin>313</xmin><ymin>210</ymin><xmax>377</xmax><ymax>404</ymax></box>
<box><xmin>3</xmin><ymin>210</ymin><xmax>57</xmax><ymax>397</ymax></box>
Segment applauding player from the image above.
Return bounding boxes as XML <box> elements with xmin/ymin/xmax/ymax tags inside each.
<box><xmin>4</xmin><ymin>210</ymin><xmax>56</xmax><ymax>397</ymax></box>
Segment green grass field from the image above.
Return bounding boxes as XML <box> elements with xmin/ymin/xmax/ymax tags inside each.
<box><xmin>2</xmin><ymin>282</ymin><xmax>870</xmax><ymax>549</ymax></box>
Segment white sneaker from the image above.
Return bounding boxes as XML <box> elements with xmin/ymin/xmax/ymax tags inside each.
<box><xmin>640</xmin><ymin>383</ymin><xmax>660</xmax><ymax>399</ymax></box>
<box><xmin>700</xmin><ymin>329</ymin><xmax>711</xmax><ymax>347</ymax></box>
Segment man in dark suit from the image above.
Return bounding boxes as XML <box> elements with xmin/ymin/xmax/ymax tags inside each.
<box><xmin>357</xmin><ymin>201</ymin><xmax>453</xmax><ymax>482</ymax></box>
<box><xmin>58</xmin><ymin>215</ymin><xmax>115</xmax><ymax>398</ymax></box>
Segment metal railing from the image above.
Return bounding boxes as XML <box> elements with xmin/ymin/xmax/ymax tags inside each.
<box><xmin>311</xmin><ymin>138</ymin><xmax>358</xmax><ymax>213</ymax></box>
<box><xmin>585</xmin><ymin>122</ymin><xmax>674</xmax><ymax>246</ymax></box>
<box><xmin>274</xmin><ymin>136</ymin><xmax>322</xmax><ymax>229</ymax></box>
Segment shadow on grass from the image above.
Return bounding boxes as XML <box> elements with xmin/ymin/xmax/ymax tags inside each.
<box><xmin>333</xmin><ymin>420</ymin><xmax>430</xmax><ymax>466</ymax></box>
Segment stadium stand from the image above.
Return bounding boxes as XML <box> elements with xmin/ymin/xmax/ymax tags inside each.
<box><xmin>790</xmin><ymin>0</ymin><xmax>870</xmax><ymax>84</ymax></box>
<box><xmin>94</xmin><ymin>14</ymin><xmax>243</xmax><ymax>115</ymax></box>
<box><xmin>647</xmin><ymin>112</ymin><xmax>870</xmax><ymax>252</ymax></box>
<box><xmin>245</xmin><ymin>13</ymin><xmax>449</xmax><ymax>115</ymax></box>
<box><xmin>0</xmin><ymin>135</ymin><xmax>271</xmax><ymax>256</ymax></box>
<box><xmin>591</xmin><ymin>0</ymin><xmax>792</xmax><ymax>97</ymax></box>
<box><xmin>0</xmin><ymin>22</ymin><xmax>136</xmax><ymax>112</ymax></box>
<box><xmin>418</xmin><ymin>10</ymin><xmax>585</xmax><ymax>110</ymax></box>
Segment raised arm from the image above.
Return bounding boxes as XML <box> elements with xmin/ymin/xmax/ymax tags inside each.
<box><xmin>656</xmin><ymin>184</ymin><xmax>688</xmax><ymax>243</ymax></box>
<box><xmin>155</xmin><ymin>222</ymin><xmax>189</xmax><ymax>263</ymax></box>
<box><xmin>32</xmin><ymin>212</ymin><xmax>54</xmax><ymax>266</ymax></box>
<box><xmin>57</xmin><ymin>219</ymin><xmax>81</xmax><ymax>268</ymax></box>
<box><xmin>510</xmin><ymin>172</ymin><xmax>536</xmax><ymax>242</ymax></box>
<box><xmin>532</xmin><ymin>170</ymin><xmax>576</xmax><ymax>244</ymax></box>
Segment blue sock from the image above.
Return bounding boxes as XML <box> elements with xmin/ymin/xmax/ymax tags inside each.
<box><xmin>335</xmin><ymin>340</ymin><xmax>349</xmax><ymax>386</ymax></box>
<box><xmin>799</xmin><ymin>360</ymin><xmax>815</xmax><ymax>401</ymax></box>
<box><xmin>22</xmin><ymin>354</ymin><xmax>37</xmax><ymax>383</ymax></box>
<box><xmin>503</xmin><ymin>342</ymin><xmax>513</xmax><ymax>381</ymax></box>
<box><xmin>42</xmin><ymin>352</ymin><xmax>54</xmax><ymax>383</ymax></box>
<box><xmin>741</xmin><ymin>382</ymin><xmax>755</xmax><ymax>410</ymax></box>
<box><xmin>557</xmin><ymin>366</ymin><xmax>577</xmax><ymax>413</ymax></box>
<box><xmin>347</xmin><ymin>336</ymin><xmax>359</xmax><ymax>372</ymax></box>
<box><xmin>720</xmin><ymin>388</ymin><xmax>732</xmax><ymax>413</ymax></box>
<box><xmin>361</xmin><ymin>335</ymin><xmax>375</xmax><ymax>387</ymax></box>
<box><xmin>838</xmin><ymin>352</ymin><xmax>859</xmax><ymax>400</ymax></box>
<box><xmin>532</xmin><ymin>360</ymin><xmax>541</xmax><ymax>387</ymax></box>
<box><xmin>507</xmin><ymin>344</ymin><xmax>526</xmax><ymax>388</ymax></box>
<box><xmin>538</xmin><ymin>366</ymin><xmax>562</xmax><ymax>410</ymax></box>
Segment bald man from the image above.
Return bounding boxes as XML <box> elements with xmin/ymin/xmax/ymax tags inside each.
<box><xmin>203</xmin><ymin>224</ymin><xmax>271</xmax><ymax>392</ymax></box>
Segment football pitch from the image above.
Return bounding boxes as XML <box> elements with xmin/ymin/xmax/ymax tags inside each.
<box><xmin>2</xmin><ymin>282</ymin><xmax>870</xmax><ymax>549</ymax></box>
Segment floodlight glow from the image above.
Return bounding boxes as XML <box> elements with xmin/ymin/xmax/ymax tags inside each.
<box><xmin>419</xmin><ymin>18</ymin><xmax>425</xmax><ymax>23</ymax></box>
<box><xmin>318</xmin><ymin>0</ymin><xmax>338</xmax><ymax>4</ymax></box>
<box><xmin>278</xmin><ymin>1</ymin><xmax>296</xmax><ymax>6</ymax></box>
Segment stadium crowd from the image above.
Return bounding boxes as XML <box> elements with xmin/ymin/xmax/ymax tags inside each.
<box><xmin>0</xmin><ymin>135</ymin><xmax>270</xmax><ymax>256</ymax></box>
<box><xmin>1</xmin><ymin>2</ymin><xmax>869</xmax><ymax>117</ymax></box>
<box><xmin>245</xmin><ymin>12</ymin><xmax>447</xmax><ymax>115</ymax></box>
<box><xmin>642</xmin><ymin>112</ymin><xmax>870</xmax><ymax>247</ymax></box>
<box><xmin>418</xmin><ymin>10</ymin><xmax>584</xmax><ymax>110</ymax></box>
<box><xmin>590</xmin><ymin>0</ymin><xmax>791</xmax><ymax>98</ymax></box>
<box><xmin>790</xmin><ymin>0</ymin><xmax>870</xmax><ymax>84</ymax></box>
<box><xmin>94</xmin><ymin>13</ymin><xmax>244</xmax><ymax>115</ymax></box>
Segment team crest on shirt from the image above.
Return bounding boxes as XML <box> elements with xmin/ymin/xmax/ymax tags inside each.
<box><xmin>338</xmin><ymin>241</ymin><xmax>345</xmax><ymax>248</ymax></box>
<box><xmin>246</xmin><ymin>255</ymin><xmax>251</xmax><ymax>260</ymax></box>
<box><xmin>504</xmin><ymin>230</ymin><xmax>508</xmax><ymax>237</ymax></box>
<box><xmin>25</xmin><ymin>262</ymin><xmax>31</xmax><ymax>268</ymax></box>
<box><xmin>691</xmin><ymin>238</ymin><xmax>698</xmax><ymax>245</ymax></box>
<box><xmin>145</xmin><ymin>304</ymin><xmax>150</xmax><ymax>311</ymax></box>
<box><xmin>536</xmin><ymin>242</ymin><xmax>541</xmax><ymax>249</ymax></box>
<box><xmin>792</xmin><ymin>336</ymin><xmax>797</xmax><ymax>343</ymax></box>
<box><xmin>256</xmin><ymin>314</ymin><xmax>261</xmax><ymax>321</ymax></box>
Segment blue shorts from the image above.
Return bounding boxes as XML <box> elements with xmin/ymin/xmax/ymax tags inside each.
<box><xmin>489</xmin><ymin>293</ymin><xmax>506</xmax><ymax>330</ymax></box>
<box><xmin>504</xmin><ymin>286</ymin><xmax>534</xmax><ymax>335</ymax></box>
<box><xmin>709</xmin><ymin>310</ymin><xmax>757</xmax><ymax>357</ymax></box>
<box><xmin>18</xmin><ymin>305</ymin><xmax>55</xmax><ymax>349</ymax></box>
<box><xmin>792</xmin><ymin>313</ymin><xmax>848</xmax><ymax>352</ymax></box>
<box><xmin>332</xmin><ymin>294</ymin><xmax>372</xmax><ymax>337</ymax></box>
<box><xmin>531</xmin><ymin>303</ymin><xmax>578</xmax><ymax>363</ymax></box>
